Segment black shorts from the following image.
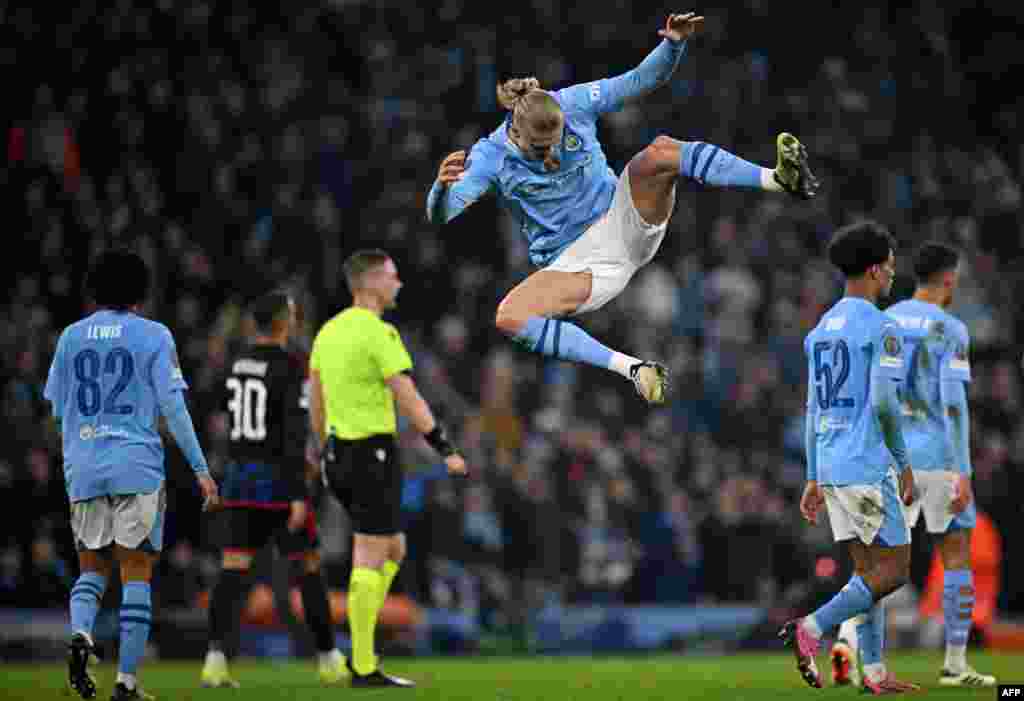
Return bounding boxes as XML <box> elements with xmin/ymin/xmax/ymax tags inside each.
<box><xmin>220</xmin><ymin>504</ymin><xmax>319</xmax><ymax>560</ymax></box>
<box><xmin>322</xmin><ymin>434</ymin><xmax>403</xmax><ymax>536</ymax></box>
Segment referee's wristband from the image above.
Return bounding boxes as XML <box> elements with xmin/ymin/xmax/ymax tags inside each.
<box><xmin>424</xmin><ymin>424</ymin><xmax>457</xmax><ymax>458</ymax></box>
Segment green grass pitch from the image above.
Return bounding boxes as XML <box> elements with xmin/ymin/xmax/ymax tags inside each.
<box><xmin>3</xmin><ymin>651</ymin><xmax>1019</xmax><ymax>700</ymax></box>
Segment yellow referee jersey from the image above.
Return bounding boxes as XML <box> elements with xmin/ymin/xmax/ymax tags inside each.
<box><xmin>310</xmin><ymin>307</ymin><xmax>413</xmax><ymax>440</ymax></box>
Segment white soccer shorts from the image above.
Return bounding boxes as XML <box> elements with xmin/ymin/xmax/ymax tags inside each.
<box><xmin>905</xmin><ymin>469</ymin><xmax>977</xmax><ymax>534</ymax></box>
<box><xmin>544</xmin><ymin>166</ymin><xmax>676</xmax><ymax>315</ymax></box>
<box><xmin>70</xmin><ymin>486</ymin><xmax>166</xmax><ymax>553</ymax></box>
<box><xmin>822</xmin><ymin>467</ymin><xmax>911</xmax><ymax>546</ymax></box>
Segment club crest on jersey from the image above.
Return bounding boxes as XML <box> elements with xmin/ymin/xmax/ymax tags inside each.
<box><xmin>564</xmin><ymin>134</ymin><xmax>581</xmax><ymax>151</ymax></box>
<box><xmin>883</xmin><ymin>334</ymin><xmax>901</xmax><ymax>356</ymax></box>
<box><xmin>375</xmin><ymin>449</ymin><xmax>387</xmax><ymax>462</ymax></box>
<box><xmin>880</xmin><ymin>333</ymin><xmax>903</xmax><ymax>368</ymax></box>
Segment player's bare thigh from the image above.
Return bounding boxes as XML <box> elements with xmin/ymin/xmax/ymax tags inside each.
<box><xmin>494</xmin><ymin>270</ymin><xmax>592</xmax><ymax>335</ymax></box>
<box><xmin>626</xmin><ymin>135</ymin><xmax>682</xmax><ymax>227</ymax></box>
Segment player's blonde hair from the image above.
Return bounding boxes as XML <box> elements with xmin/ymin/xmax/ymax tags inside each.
<box><xmin>497</xmin><ymin>77</ymin><xmax>564</xmax><ymax>171</ymax></box>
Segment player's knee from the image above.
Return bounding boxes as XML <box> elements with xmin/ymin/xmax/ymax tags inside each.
<box><xmin>352</xmin><ymin>535</ymin><xmax>390</xmax><ymax>570</ymax></box>
<box><xmin>118</xmin><ymin>553</ymin><xmax>155</xmax><ymax>583</ymax></box>
<box><xmin>79</xmin><ymin>550</ymin><xmax>112</xmax><ymax>579</ymax></box>
<box><xmin>494</xmin><ymin>303</ymin><xmax>526</xmax><ymax>336</ymax></box>
<box><xmin>880</xmin><ymin>561</ymin><xmax>910</xmax><ymax>596</ymax></box>
<box><xmin>941</xmin><ymin>542</ymin><xmax>972</xmax><ymax>571</ymax></box>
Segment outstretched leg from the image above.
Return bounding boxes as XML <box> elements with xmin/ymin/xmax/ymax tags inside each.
<box><xmin>628</xmin><ymin>134</ymin><xmax>819</xmax><ymax>226</ymax></box>
<box><xmin>495</xmin><ymin>270</ymin><xmax>667</xmax><ymax>403</ymax></box>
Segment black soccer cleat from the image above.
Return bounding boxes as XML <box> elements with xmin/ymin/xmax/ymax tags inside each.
<box><xmin>351</xmin><ymin>669</ymin><xmax>416</xmax><ymax>688</ymax></box>
<box><xmin>109</xmin><ymin>682</ymin><xmax>154</xmax><ymax>701</ymax></box>
<box><xmin>68</xmin><ymin>633</ymin><xmax>98</xmax><ymax>699</ymax></box>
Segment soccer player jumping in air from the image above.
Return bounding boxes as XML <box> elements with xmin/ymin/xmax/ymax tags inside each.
<box><xmin>427</xmin><ymin>12</ymin><xmax>819</xmax><ymax>404</ymax></box>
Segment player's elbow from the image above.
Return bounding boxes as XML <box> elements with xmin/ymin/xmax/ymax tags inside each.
<box><xmin>629</xmin><ymin>135</ymin><xmax>680</xmax><ymax>181</ymax></box>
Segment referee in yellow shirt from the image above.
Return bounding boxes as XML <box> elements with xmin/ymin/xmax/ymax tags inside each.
<box><xmin>308</xmin><ymin>249</ymin><xmax>467</xmax><ymax>688</ymax></box>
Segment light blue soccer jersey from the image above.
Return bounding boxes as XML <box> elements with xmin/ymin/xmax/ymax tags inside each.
<box><xmin>886</xmin><ymin>299</ymin><xmax>972</xmax><ymax>472</ymax></box>
<box><xmin>44</xmin><ymin>310</ymin><xmax>188</xmax><ymax>501</ymax></box>
<box><xmin>804</xmin><ymin>297</ymin><xmax>907</xmax><ymax>485</ymax></box>
<box><xmin>427</xmin><ymin>39</ymin><xmax>686</xmax><ymax>267</ymax></box>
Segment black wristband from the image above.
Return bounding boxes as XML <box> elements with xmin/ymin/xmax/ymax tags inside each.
<box><xmin>424</xmin><ymin>424</ymin><xmax>457</xmax><ymax>458</ymax></box>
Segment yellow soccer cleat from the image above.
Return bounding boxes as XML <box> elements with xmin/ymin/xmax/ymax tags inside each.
<box><xmin>200</xmin><ymin>651</ymin><xmax>240</xmax><ymax>689</ymax></box>
<box><xmin>318</xmin><ymin>650</ymin><xmax>351</xmax><ymax>685</ymax></box>
<box><xmin>773</xmin><ymin>132</ymin><xmax>820</xmax><ymax>199</ymax></box>
<box><xmin>630</xmin><ymin>361</ymin><xmax>669</xmax><ymax>404</ymax></box>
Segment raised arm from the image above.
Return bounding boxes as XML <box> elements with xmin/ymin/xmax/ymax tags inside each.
<box><xmin>426</xmin><ymin>142</ymin><xmax>499</xmax><ymax>225</ymax></box>
<box><xmin>557</xmin><ymin>13</ymin><xmax>703</xmax><ymax>114</ymax></box>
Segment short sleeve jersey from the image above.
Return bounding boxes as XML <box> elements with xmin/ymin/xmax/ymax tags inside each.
<box><xmin>310</xmin><ymin>307</ymin><xmax>413</xmax><ymax>440</ymax></box>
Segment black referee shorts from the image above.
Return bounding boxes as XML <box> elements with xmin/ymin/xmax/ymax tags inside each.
<box><xmin>220</xmin><ymin>505</ymin><xmax>319</xmax><ymax>560</ymax></box>
<box><xmin>322</xmin><ymin>434</ymin><xmax>403</xmax><ymax>536</ymax></box>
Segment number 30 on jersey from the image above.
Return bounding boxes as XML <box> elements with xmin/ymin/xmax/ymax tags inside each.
<box><xmin>226</xmin><ymin>377</ymin><xmax>267</xmax><ymax>441</ymax></box>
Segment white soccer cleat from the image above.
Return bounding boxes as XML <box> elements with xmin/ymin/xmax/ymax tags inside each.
<box><xmin>939</xmin><ymin>666</ymin><xmax>996</xmax><ymax>687</ymax></box>
<box><xmin>629</xmin><ymin>361</ymin><xmax>668</xmax><ymax>404</ymax></box>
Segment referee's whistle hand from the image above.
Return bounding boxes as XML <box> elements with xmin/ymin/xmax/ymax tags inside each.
<box><xmin>446</xmin><ymin>454</ymin><xmax>468</xmax><ymax>477</ymax></box>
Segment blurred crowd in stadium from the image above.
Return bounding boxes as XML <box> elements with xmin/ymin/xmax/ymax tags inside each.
<box><xmin>3</xmin><ymin>0</ymin><xmax>1023</xmax><ymax>638</ymax></box>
